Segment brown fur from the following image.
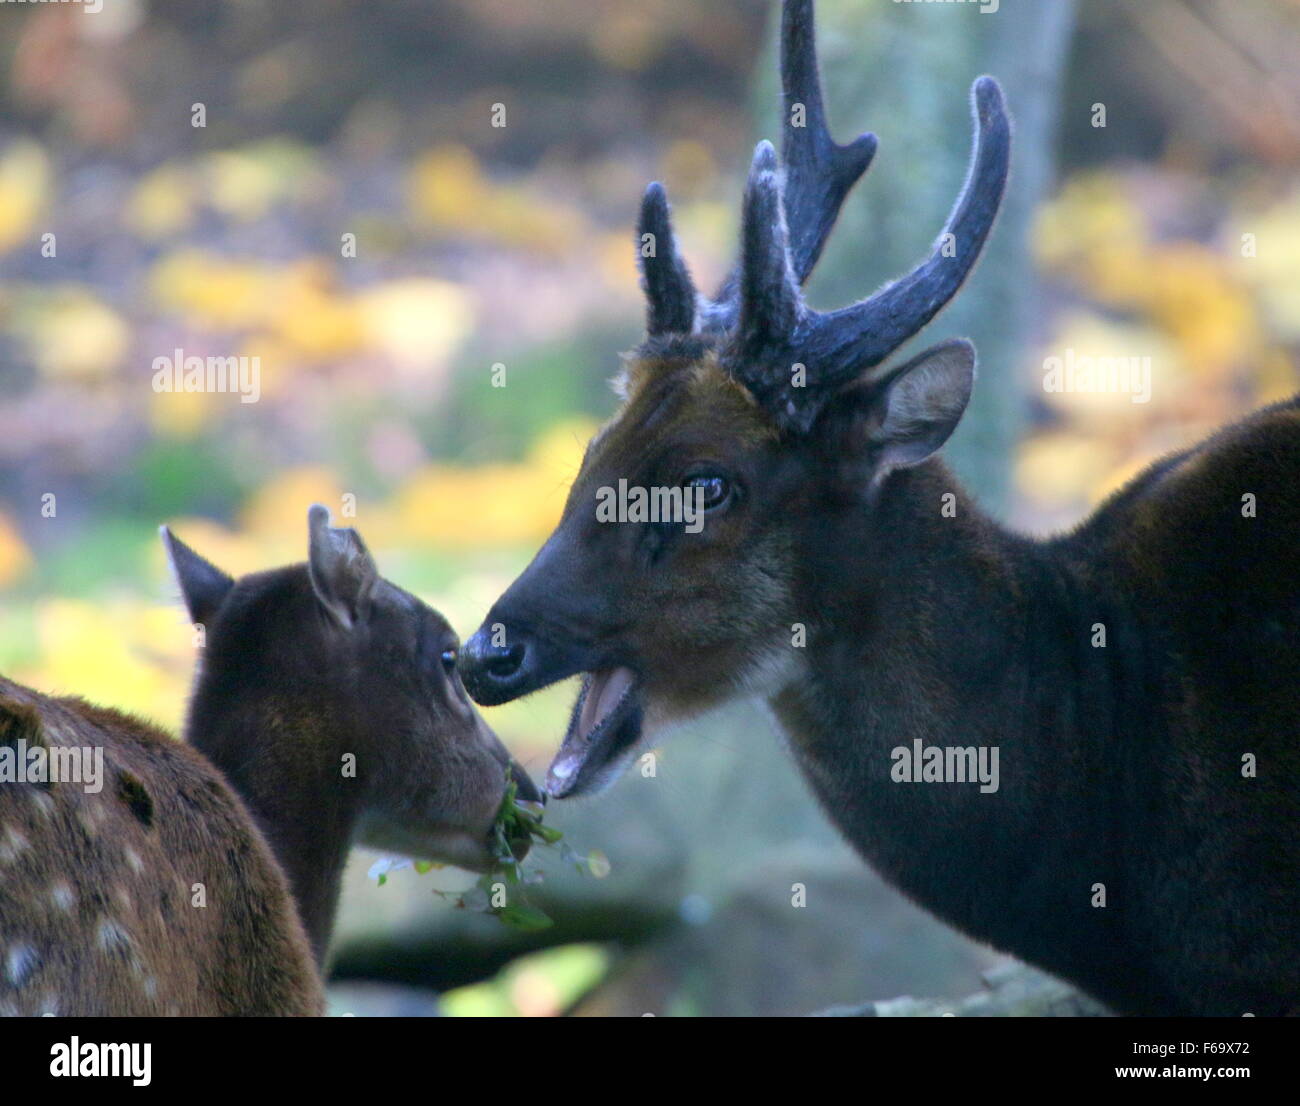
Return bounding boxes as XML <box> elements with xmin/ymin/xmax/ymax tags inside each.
<box><xmin>463</xmin><ymin>354</ymin><xmax>1300</xmax><ymax>1016</ymax></box>
<box><xmin>0</xmin><ymin>679</ymin><xmax>321</xmax><ymax>1016</ymax></box>
<box><xmin>457</xmin><ymin>0</ymin><xmax>1298</xmax><ymax>1013</ymax></box>
<box><xmin>1</xmin><ymin>511</ymin><xmax>539</xmax><ymax>1016</ymax></box>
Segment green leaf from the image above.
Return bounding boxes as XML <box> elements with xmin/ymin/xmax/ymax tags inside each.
<box><xmin>497</xmin><ymin>903</ymin><xmax>554</xmax><ymax>932</ymax></box>
<box><xmin>530</xmin><ymin>821</ymin><xmax>564</xmax><ymax>845</ymax></box>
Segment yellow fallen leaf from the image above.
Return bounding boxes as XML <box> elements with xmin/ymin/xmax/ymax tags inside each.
<box><xmin>0</xmin><ymin>141</ymin><xmax>51</xmax><ymax>254</ymax></box>
<box><xmin>12</xmin><ymin>286</ymin><xmax>129</xmax><ymax>381</ymax></box>
<box><xmin>356</xmin><ymin>278</ymin><xmax>472</xmax><ymax>378</ymax></box>
<box><xmin>0</xmin><ymin>511</ymin><xmax>33</xmax><ymax>588</ymax></box>
<box><xmin>126</xmin><ymin>163</ymin><xmax>197</xmax><ymax>240</ymax></box>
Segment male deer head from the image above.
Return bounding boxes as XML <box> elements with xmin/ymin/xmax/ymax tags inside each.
<box><xmin>167</xmin><ymin>506</ymin><xmax>540</xmax><ymax>957</ymax></box>
<box><xmin>459</xmin><ymin>0</ymin><xmax>1009</xmax><ymax>797</ymax></box>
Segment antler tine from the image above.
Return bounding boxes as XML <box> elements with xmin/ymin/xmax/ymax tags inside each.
<box><xmin>802</xmin><ymin>77</ymin><xmax>1011</xmax><ymax>389</ymax></box>
<box><xmin>637</xmin><ymin>182</ymin><xmax>698</xmax><ymax>336</ymax></box>
<box><xmin>737</xmin><ymin>141</ymin><xmax>804</xmax><ymax>358</ymax></box>
<box><xmin>701</xmin><ymin>0</ymin><xmax>874</xmax><ymax>334</ymax></box>
<box><xmin>780</xmin><ymin>0</ymin><xmax>878</xmax><ymax>284</ymax></box>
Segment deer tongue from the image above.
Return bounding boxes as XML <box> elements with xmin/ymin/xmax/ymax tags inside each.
<box><xmin>577</xmin><ymin>667</ymin><xmax>636</xmax><ymax>741</ymax></box>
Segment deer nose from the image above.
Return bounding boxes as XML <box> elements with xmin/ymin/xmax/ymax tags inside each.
<box><xmin>461</xmin><ymin>627</ymin><xmax>532</xmax><ymax>705</ymax></box>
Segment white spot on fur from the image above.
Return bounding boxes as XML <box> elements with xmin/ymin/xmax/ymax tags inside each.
<box><xmin>29</xmin><ymin>790</ymin><xmax>55</xmax><ymax>819</ymax></box>
<box><xmin>6</xmin><ymin>944</ymin><xmax>38</xmax><ymax>987</ymax></box>
<box><xmin>0</xmin><ymin>826</ymin><xmax>29</xmax><ymax>864</ymax></box>
<box><xmin>123</xmin><ymin>846</ymin><xmax>143</xmax><ymax>873</ymax></box>
<box><xmin>49</xmin><ymin>881</ymin><xmax>75</xmax><ymax>913</ymax></box>
<box><xmin>96</xmin><ymin>919</ymin><xmax>132</xmax><ymax>956</ymax></box>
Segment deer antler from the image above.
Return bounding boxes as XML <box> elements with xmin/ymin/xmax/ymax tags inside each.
<box><xmin>637</xmin><ymin>182</ymin><xmax>698</xmax><ymax>337</ymax></box>
<box><xmin>635</xmin><ymin>0</ymin><xmax>1011</xmax><ymax>433</ymax></box>
<box><xmin>640</xmin><ymin>0</ymin><xmax>874</xmax><ymax>339</ymax></box>
<box><xmin>734</xmin><ymin>75</ymin><xmax>1010</xmax><ymax>430</ymax></box>
<box><xmin>775</xmin><ymin>0</ymin><xmax>878</xmax><ymax>284</ymax></box>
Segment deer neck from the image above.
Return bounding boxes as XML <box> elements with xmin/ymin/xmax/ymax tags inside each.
<box><xmin>769</xmin><ymin>459</ymin><xmax>1121</xmax><ymax>955</ymax></box>
<box><xmin>187</xmin><ymin>702</ymin><xmax>360</xmax><ymax>966</ymax></box>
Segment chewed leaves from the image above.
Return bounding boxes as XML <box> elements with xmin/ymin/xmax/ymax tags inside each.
<box><xmin>371</xmin><ymin>776</ymin><xmax>608</xmax><ymax>931</ymax></box>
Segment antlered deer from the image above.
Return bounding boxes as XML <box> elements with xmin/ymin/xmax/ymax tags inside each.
<box><xmin>460</xmin><ymin>0</ymin><xmax>1300</xmax><ymax>1016</ymax></box>
<box><xmin>0</xmin><ymin>506</ymin><xmax>538</xmax><ymax>1015</ymax></box>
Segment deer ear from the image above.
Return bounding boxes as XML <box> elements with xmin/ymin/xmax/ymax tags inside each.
<box><xmin>161</xmin><ymin>527</ymin><xmax>234</xmax><ymax>627</ymax></box>
<box><xmin>307</xmin><ymin>504</ymin><xmax>378</xmax><ymax>629</ymax></box>
<box><xmin>869</xmin><ymin>338</ymin><xmax>975</xmax><ymax>474</ymax></box>
<box><xmin>817</xmin><ymin>338</ymin><xmax>975</xmax><ymax>488</ymax></box>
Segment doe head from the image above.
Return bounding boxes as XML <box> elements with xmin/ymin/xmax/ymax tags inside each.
<box><xmin>163</xmin><ymin>505</ymin><xmax>540</xmax><ymax>871</ymax></box>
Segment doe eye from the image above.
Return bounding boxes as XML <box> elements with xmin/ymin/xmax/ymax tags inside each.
<box><xmin>686</xmin><ymin>474</ymin><xmax>731</xmax><ymax>511</ymax></box>
<box><xmin>439</xmin><ymin>647</ymin><xmax>458</xmax><ymax>674</ymax></box>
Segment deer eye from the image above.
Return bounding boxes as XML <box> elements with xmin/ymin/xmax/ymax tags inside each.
<box><xmin>685</xmin><ymin>474</ymin><xmax>731</xmax><ymax>511</ymax></box>
<box><xmin>439</xmin><ymin>647</ymin><xmax>458</xmax><ymax>674</ymax></box>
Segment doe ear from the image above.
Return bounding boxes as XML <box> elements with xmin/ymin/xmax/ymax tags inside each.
<box><xmin>160</xmin><ymin>526</ymin><xmax>234</xmax><ymax>627</ymax></box>
<box><xmin>818</xmin><ymin>338</ymin><xmax>976</xmax><ymax>489</ymax></box>
<box><xmin>307</xmin><ymin>504</ymin><xmax>379</xmax><ymax>629</ymax></box>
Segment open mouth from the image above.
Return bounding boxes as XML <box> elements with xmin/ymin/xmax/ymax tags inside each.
<box><xmin>544</xmin><ymin>666</ymin><xmax>643</xmax><ymax>798</ymax></box>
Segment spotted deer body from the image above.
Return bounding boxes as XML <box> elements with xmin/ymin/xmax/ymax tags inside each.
<box><xmin>0</xmin><ymin>683</ymin><xmax>321</xmax><ymax>1016</ymax></box>
<box><xmin>0</xmin><ymin>507</ymin><xmax>537</xmax><ymax>1015</ymax></box>
<box><xmin>459</xmin><ymin>0</ymin><xmax>1300</xmax><ymax>1016</ymax></box>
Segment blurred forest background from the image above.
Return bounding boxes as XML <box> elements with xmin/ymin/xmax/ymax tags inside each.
<box><xmin>1</xmin><ymin>0</ymin><xmax>1298</xmax><ymax>1016</ymax></box>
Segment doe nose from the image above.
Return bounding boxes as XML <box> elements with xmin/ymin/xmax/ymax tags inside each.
<box><xmin>461</xmin><ymin>626</ymin><xmax>531</xmax><ymax>705</ymax></box>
